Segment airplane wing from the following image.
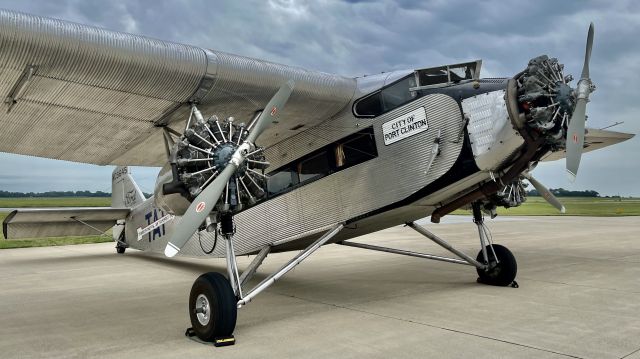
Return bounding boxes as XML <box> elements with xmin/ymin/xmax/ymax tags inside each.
<box><xmin>0</xmin><ymin>9</ymin><xmax>355</xmax><ymax>166</ymax></box>
<box><xmin>541</xmin><ymin>128</ymin><xmax>635</xmax><ymax>162</ymax></box>
<box><xmin>3</xmin><ymin>207</ymin><xmax>129</xmax><ymax>239</ymax></box>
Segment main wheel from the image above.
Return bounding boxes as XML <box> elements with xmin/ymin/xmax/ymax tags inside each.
<box><xmin>116</xmin><ymin>246</ymin><xmax>126</xmax><ymax>254</ymax></box>
<box><xmin>189</xmin><ymin>272</ymin><xmax>237</xmax><ymax>341</ymax></box>
<box><xmin>476</xmin><ymin>244</ymin><xmax>517</xmax><ymax>286</ymax></box>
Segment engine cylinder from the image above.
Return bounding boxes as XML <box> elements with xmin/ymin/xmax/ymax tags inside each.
<box><xmin>153</xmin><ymin>108</ymin><xmax>269</xmax><ymax>216</ymax></box>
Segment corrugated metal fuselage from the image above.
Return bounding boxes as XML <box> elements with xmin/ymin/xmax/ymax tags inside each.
<box><xmin>125</xmin><ymin>78</ymin><xmax>516</xmax><ymax>258</ymax></box>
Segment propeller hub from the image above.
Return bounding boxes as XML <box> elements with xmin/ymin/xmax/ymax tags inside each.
<box><xmin>555</xmin><ymin>82</ymin><xmax>575</xmax><ymax>114</ymax></box>
<box><xmin>575</xmin><ymin>77</ymin><xmax>594</xmax><ymax>101</ymax></box>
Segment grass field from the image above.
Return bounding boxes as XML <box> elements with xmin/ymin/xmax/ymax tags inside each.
<box><xmin>452</xmin><ymin>197</ymin><xmax>640</xmax><ymax>216</ymax></box>
<box><xmin>0</xmin><ymin>197</ymin><xmax>110</xmax><ymax>208</ymax></box>
<box><xmin>0</xmin><ymin>196</ymin><xmax>638</xmax><ymax>249</ymax></box>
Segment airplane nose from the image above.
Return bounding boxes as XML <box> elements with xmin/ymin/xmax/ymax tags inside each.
<box><xmin>514</xmin><ymin>55</ymin><xmax>576</xmax><ymax>148</ymax></box>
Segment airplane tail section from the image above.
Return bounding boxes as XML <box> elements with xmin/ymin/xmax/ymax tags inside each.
<box><xmin>112</xmin><ymin>166</ymin><xmax>146</xmax><ymax>208</ymax></box>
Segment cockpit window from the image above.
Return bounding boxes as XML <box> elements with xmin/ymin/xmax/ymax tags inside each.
<box><xmin>381</xmin><ymin>76</ymin><xmax>417</xmax><ymax>111</ymax></box>
<box><xmin>354</xmin><ymin>60</ymin><xmax>481</xmax><ymax>118</ymax></box>
<box><xmin>354</xmin><ymin>75</ymin><xmax>416</xmax><ymax>117</ymax></box>
<box><xmin>353</xmin><ymin>91</ymin><xmax>383</xmax><ymax>117</ymax></box>
<box><xmin>415</xmin><ymin>61</ymin><xmax>479</xmax><ymax>88</ymax></box>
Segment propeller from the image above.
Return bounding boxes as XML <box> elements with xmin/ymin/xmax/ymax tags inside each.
<box><xmin>523</xmin><ymin>173</ymin><xmax>565</xmax><ymax>213</ymax></box>
<box><xmin>566</xmin><ymin>23</ymin><xmax>596</xmax><ymax>182</ymax></box>
<box><xmin>164</xmin><ymin>80</ymin><xmax>295</xmax><ymax>257</ymax></box>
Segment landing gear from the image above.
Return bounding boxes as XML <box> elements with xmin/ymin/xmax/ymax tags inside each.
<box><xmin>114</xmin><ymin>221</ymin><xmax>127</xmax><ymax>254</ymax></box>
<box><xmin>338</xmin><ymin>201</ymin><xmax>518</xmax><ymax>287</ymax></box>
<box><xmin>189</xmin><ymin>272</ymin><xmax>237</xmax><ymax>342</ymax></box>
<box><xmin>476</xmin><ymin>244</ymin><xmax>517</xmax><ymax>286</ymax></box>
<box><xmin>471</xmin><ymin>202</ymin><xmax>518</xmax><ymax>287</ymax></box>
<box><xmin>186</xmin><ymin>222</ymin><xmax>345</xmax><ymax>344</ymax></box>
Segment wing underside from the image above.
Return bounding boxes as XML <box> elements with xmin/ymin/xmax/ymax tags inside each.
<box><xmin>3</xmin><ymin>208</ymin><xmax>129</xmax><ymax>239</ymax></box>
<box><xmin>0</xmin><ymin>9</ymin><xmax>355</xmax><ymax>166</ymax></box>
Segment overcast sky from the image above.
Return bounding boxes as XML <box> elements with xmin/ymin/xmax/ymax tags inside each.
<box><xmin>0</xmin><ymin>0</ymin><xmax>638</xmax><ymax>196</ymax></box>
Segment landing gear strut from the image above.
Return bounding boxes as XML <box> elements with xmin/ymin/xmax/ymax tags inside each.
<box><xmin>471</xmin><ymin>202</ymin><xmax>517</xmax><ymax>286</ymax></box>
<box><xmin>187</xmin><ymin>220</ymin><xmax>345</xmax><ymax>345</ymax></box>
<box><xmin>339</xmin><ymin>203</ymin><xmax>518</xmax><ymax>287</ymax></box>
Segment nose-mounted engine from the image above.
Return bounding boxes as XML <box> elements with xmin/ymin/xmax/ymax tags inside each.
<box><xmin>154</xmin><ymin>106</ymin><xmax>268</xmax><ymax>217</ymax></box>
<box><xmin>515</xmin><ymin>55</ymin><xmax>578</xmax><ymax>149</ymax></box>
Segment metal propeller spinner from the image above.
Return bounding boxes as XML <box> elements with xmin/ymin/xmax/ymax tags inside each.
<box><xmin>165</xmin><ymin>80</ymin><xmax>295</xmax><ymax>257</ymax></box>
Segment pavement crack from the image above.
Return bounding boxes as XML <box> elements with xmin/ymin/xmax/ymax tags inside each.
<box><xmin>276</xmin><ymin>292</ymin><xmax>586</xmax><ymax>359</ymax></box>
<box><xmin>621</xmin><ymin>347</ymin><xmax>640</xmax><ymax>359</ymax></box>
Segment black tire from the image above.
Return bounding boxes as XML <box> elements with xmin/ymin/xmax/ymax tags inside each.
<box><xmin>116</xmin><ymin>246</ymin><xmax>126</xmax><ymax>254</ymax></box>
<box><xmin>476</xmin><ymin>244</ymin><xmax>517</xmax><ymax>286</ymax></box>
<box><xmin>189</xmin><ymin>272</ymin><xmax>237</xmax><ymax>341</ymax></box>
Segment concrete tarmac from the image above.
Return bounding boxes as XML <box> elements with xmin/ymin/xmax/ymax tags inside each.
<box><xmin>0</xmin><ymin>216</ymin><xmax>639</xmax><ymax>359</ymax></box>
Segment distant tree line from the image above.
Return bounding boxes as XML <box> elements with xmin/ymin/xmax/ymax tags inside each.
<box><xmin>526</xmin><ymin>188</ymin><xmax>600</xmax><ymax>197</ymax></box>
<box><xmin>0</xmin><ymin>190</ymin><xmax>153</xmax><ymax>198</ymax></box>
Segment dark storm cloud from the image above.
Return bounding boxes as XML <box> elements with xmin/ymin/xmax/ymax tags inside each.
<box><xmin>0</xmin><ymin>0</ymin><xmax>638</xmax><ymax>195</ymax></box>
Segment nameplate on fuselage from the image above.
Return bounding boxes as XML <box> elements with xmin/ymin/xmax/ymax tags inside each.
<box><xmin>382</xmin><ymin>107</ymin><xmax>428</xmax><ymax>145</ymax></box>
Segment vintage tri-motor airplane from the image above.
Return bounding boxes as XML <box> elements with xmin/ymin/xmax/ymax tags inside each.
<box><xmin>0</xmin><ymin>9</ymin><xmax>634</xmax><ymax>344</ymax></box>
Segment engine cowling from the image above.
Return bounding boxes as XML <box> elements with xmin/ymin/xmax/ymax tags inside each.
<box><xmin>154</xmin><ymin>109</ymin><xmax>268</xmax><ymax>216</ymax></box>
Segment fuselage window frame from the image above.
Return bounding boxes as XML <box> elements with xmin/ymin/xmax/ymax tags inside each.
<box><xmin>265</xmin><ymin>127</ymin><xmax>378</xmax><ymax>198</ymax></box>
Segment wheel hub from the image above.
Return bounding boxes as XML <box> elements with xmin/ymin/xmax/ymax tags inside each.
<box><xmin>195</xmin><ymin>294</ymin><xmax>211</xmax><ymax>326</ymax></box>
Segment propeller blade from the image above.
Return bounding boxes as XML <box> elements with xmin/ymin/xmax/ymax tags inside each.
<box><xmin>164</xmin><ymin>80</ymin><xmax>295</xmax><ymax>257</ymax></box>
<box><xmin>566</xmin><ymin>23</ymin><xmax>595</xmax><ymax>182</ymax></box>
<box><xmin>246</xmin><ymin>80</ymin><xmax>295</xmax><ymax>144</ymax></box>
<box><xmin>565</xmin><ymin>98</ymin><xmax>587</xmax><ymax>182</ymax></box>
<box><xmin>524</xmin><ymin>174</ymin><xmax>565</xmax><ymax>213</ymax></box>
<box><xmin>581</xmin><ymin>22</ymin><xmax>594</xmax><ymax>80</ymax></box>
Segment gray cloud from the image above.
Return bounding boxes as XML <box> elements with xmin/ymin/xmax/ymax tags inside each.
<box><xmin>0</xmin><ymin>0</ymin><xmax>638</xmax><ymax>195</ymax></box>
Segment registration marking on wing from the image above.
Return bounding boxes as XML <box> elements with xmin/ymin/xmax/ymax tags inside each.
<box><xmin>382</xmin><ymin>107</ymin><xmax>428</xmax><ymax>145</ymax></box>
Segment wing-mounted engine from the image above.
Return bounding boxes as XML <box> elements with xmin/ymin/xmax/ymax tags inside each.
<box><xmin>154</xmin><ymin>106</ymin><xmax>269</xmax><ymax>217</ymax></box>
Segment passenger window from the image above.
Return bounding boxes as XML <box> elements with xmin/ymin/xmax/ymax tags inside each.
<box><xmin>267</xmin><ymin>168</ymin><xmax>298</xmax><ymax>195</ymax></box>
<box><xmin>335</xmin><ymin>128</ymin><xmax>378</xmax><ymax>168</ymax></box>
<box><xmin>298</xmin><ymin>152</ymin><xmax>331</xmax><ymax>183</ymax></box>
<box><xmin>266</xmin><ymin>127</ymin><xmax>378</xmax><ymax>198</ymax></box>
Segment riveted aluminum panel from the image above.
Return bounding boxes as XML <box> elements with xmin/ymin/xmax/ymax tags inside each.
<box><xmin>462</xmin><ymin>90</ymin><xmax>524</xmax><ymax>171</ymax></box>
